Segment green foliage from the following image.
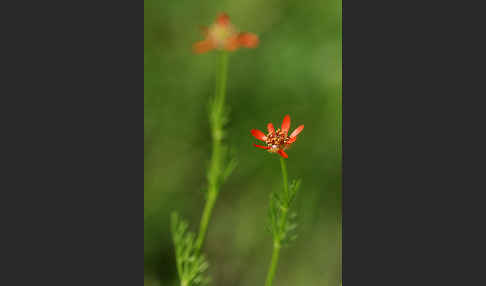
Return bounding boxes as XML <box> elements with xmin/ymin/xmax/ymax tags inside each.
<box><xmin>206</xmin><ymin>52</ymin><xmax>235</xmax><ymax>197</ymax></box>
<box><xmin>196</xmin><ymin>52</ymin><xmax>236</xmax><ymax>252</ymax></box>
<box><xmin>171</xmin><ymin>212</ymin><xmax>210</xmax><ymax>286</ymax></box>
<box><xmin>268</xmin><ymin>178</ymin><xmax>301</xmax><ymax>246</ymax></box>
<box><xmin>264</xmin><ymin>158</ymin><xmax>302</xmax><ymax>286</ymax></box>
<box><xmin>205</xmin><ymin>144</ymin><xmax>237</xmax><ymax>197</ymax></box>
<box><xmin>222</xmin><ymin>156</ymin><xmax>237</xmax><ymax>184</ymax></box>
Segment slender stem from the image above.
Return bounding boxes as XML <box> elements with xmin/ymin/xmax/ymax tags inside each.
<box><xmin>277</xmin><ymin>157</ymin><xmax>289</xmax><ymax>239</ymax></box>
<box><xmin>280</xmin><ymin>157</ymin><xmax>288</xmax><ymax>196</ymax></box>
<box><xmin>264</xmin><ymin>157</ymin><xmax>289</xmax><ymax>286</ymax></box>
<box><xmin>264</xmin><ymin>242</ymin><xmax>281</xmax><ymax>286</ymax></box>
<box><xmin>195</xmin><ymin>51</ymin><xmax>229</xmax><ymax>252</ymax></box>
<box><xmin>216</xmin><ymin>51</ymin><xmax>229</xmax><ymax>117</ymax></box>
<box><xmin>195</xmin><ymin>193</ymin><xmax>216</xmax><ymax>251</ymax></box>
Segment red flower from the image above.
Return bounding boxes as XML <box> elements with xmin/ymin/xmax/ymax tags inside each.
<box><xmin>251</xmin><ymin>115</ymin><xmax>304</xmax><ymax>159</ymax></box>
<box><xmin>193</xmin><ymin>13</ymin><xmax>259</xmax><ymax>54</ymax></box>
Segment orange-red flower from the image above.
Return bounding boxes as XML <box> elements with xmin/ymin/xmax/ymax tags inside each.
<box><xmin>193</xmin><ymin>13</ymin><xmax>259</xmax><ymax>54</ymax></box>
<box><xmin>251</xmin><ymin>115</ymin><xmax>304</xmax><ymax>159</ymax></box>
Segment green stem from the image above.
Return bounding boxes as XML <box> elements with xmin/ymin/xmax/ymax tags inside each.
<box><xmin>195</xmin><ymin>51</ymin><xmax>229</xmax><ymax>252</ymax></box>
<box><xmin>278</xmin><ymin>157</ymin><xmax>289</xmax><ymax>239</ymax></box>
<box><xmin>264</xmin><ymin>157</ymin><xmax>289</xmax><ymax>286</ymax></box>
<box><xmin>264</xmin><ymin>242</ymin><xmax>281</xmax><ymax>286</ymax></box>
<box><xmin>280</xmin><ymin>157</ymin><xmax>288</xmax><ymax>197</ymax></box>
<box><xmin>195</xmin><ymin>193</ymin><xmax>216</xmax><ymax>251</ymax></box>
<box><xmin>215</xmin><ymin>51</ymin><xmax>229</xmax><ymax>117</ymax></box>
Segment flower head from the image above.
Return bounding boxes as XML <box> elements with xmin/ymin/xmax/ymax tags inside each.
<box><xmin>251</xmin><ymin>115</ymin><xmax>304</xmax><ymax>159</ymax></box>
<box><xmin>193</xmin><ymin>13</ymin><xmax>259</xmax><ymax>54</ymax></box>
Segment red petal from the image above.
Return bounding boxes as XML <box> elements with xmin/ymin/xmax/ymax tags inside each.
<box><xmin>216</xmin><ymin>13</ymin><xmax>230</xmax><ymax>26</ymax></box>
<box><xmin>238</xmin><ymin>32</ymin><xmax>259</xmax><ymax>48</ymax></box>
<box><xmin>224</xmin><ymin>35</ymin><xmax>240</xmax><ymax>51</ymax></box>
<box><xmin>290</xmin><ymin>125</ymin><xmax>304</xmax><ymax>138</ymax></box>
<box><xmin>193</xmin><ymin>40</ymin><xmax>214</xmax><ymax>54</ymax></box>
<box><xmin>253</xmin><ymin>144</ymin><xmax>270</xmax><ymax>150</ymax></box>
<box><xmin>287</xmin><ymin>137</ymin><xmax>297</xmax><ymax>144</ymax></box>
<box><xmin>281</xmin><ymin>114</ymin><xmax>291</xmax><ymax>135</ymax></box>
<box><xmin>267</xmin><ymin>123</ymin><xmax>275</xmax><ymax>133</ymax></box>
<box><xmin>251</xmin><ymin>129</ymin><xmax>267</xmax><ymax>141</ymax></box>
<box><xmin>278</xmin><ymin>150</ymin><xmax>288</xmax><ymax>158</ymax></box>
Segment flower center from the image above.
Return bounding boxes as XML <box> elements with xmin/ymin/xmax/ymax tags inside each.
<box><xmin>265</xmin><ymin>128</ymin><xmax>289</xmax><ymax>153</ymax></box>
<box><xmin>209</xmin><ymin>23</ymin><xmax>236</xmax><ymax>48</ymax></box>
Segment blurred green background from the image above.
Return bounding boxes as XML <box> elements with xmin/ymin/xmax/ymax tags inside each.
<box><xmin>144</xmin><ymin>0</ymin><xmax>341</xmax><ymax>285</ymax></box>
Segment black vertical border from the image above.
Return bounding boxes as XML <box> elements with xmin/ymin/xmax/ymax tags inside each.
<box><xmin>0</xmin><ymin>0</ymin><xmax>144</xmax><ymax>285</ymax></box>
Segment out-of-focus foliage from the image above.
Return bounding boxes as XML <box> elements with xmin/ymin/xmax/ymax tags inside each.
<box><xmin>171</xmin><ymin>213</ymin><xmax>210</xmax><ymax>286</ymax></box>
<box><xmin>144</xmin><ymin>0</ymin><xmax>341</xmax><ymax>285</ymax></box>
